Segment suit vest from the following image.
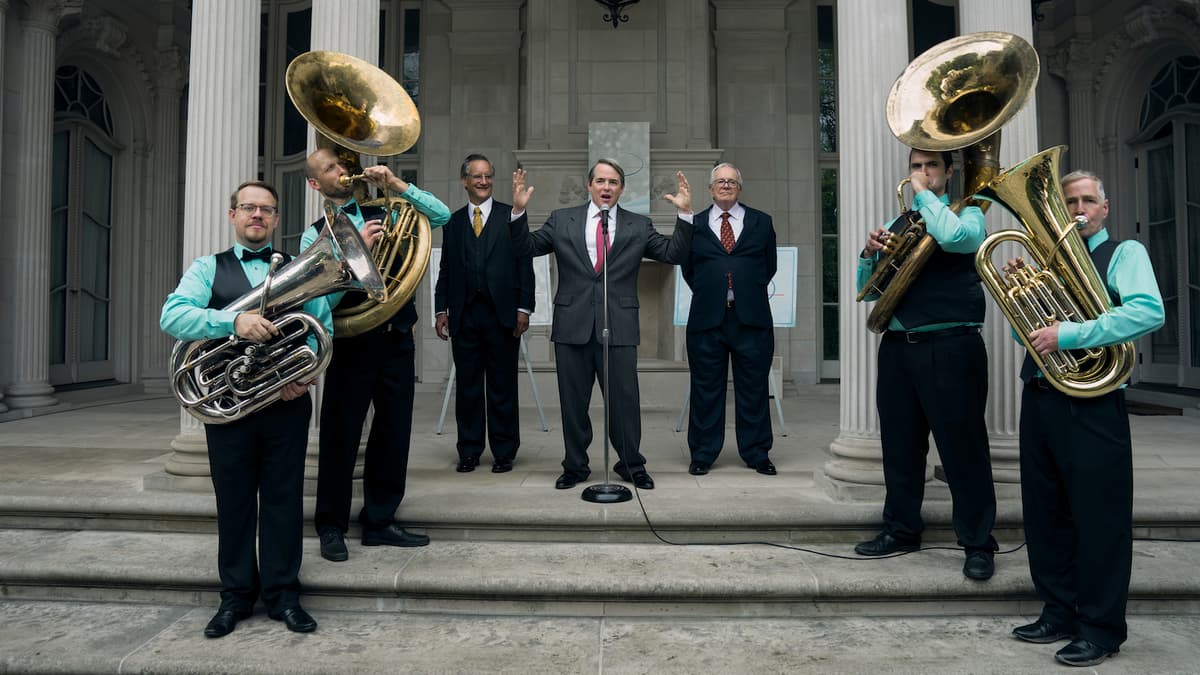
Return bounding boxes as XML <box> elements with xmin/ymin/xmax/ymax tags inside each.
<box><xmin>890</xmin><ymin>237</ymin><xmax>985</xmax><ymax>328</ymax></box>
<box><xmin>207</xmin><ymin>248</ymin><xmax>292</xmax><ymax>309</ymax></box>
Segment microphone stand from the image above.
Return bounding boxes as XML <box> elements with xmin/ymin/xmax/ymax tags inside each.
<box><xmin>582</xmin><ymin>204</ymin><xmax>632</xmax><ymax>504</ymax></box>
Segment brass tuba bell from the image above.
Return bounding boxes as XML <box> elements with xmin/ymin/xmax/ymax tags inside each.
<box><xmin>285</xmin><ymin>50</ymin><xmax>431</xmax><ymax>337</ymax></box>
<box><xmin>857</xmin><ymin>31</ymin><xmax>1039</xmax><ymax>333</ymax></box>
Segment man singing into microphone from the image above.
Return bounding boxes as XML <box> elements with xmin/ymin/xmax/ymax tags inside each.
<box><xmin>507</xmin><ymin>160</ymin><xmax>693</xmax><ymax>490</ymax></box>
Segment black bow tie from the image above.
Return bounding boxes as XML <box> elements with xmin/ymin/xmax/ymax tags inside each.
<box><xmin>241</xmin><ymin>248</ymin><xmax>274</xmax><ymax>263</ymax></box>
<box><xmin>341</xmin><ymin>202</ymin><xmax>359</xmax><ymax>217</ymax></box>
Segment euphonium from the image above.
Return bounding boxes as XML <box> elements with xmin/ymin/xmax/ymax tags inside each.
<box><xmin>858</xmin><ymin>31</ymin><xmax>1040</xmax><ymax>333</ymax></box>
<box><xmin>170</xmin><ymin>207</ymin><xmax>386</xmax><ymax>424</ymax></box>
<box><xmin>285</xmin><ymin>50</ymin><xmax>430</xmax><ymax>337</ymax></box>
<box><xmin>973</xmin><ymin>145</ymin><xmax>1135</xmax><ymax>398</ymax></box>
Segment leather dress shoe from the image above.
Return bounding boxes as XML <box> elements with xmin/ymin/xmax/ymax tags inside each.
<box><xmin>269</xmin><ymin>606</ymin><xmax>317</xmax><ymax>633</ymax></box>
<box><xmin>1055</xmin><ymin>639</ymin><xmax>1117</xmax><ymax>667</ymax></box>
<box><xmin>204</xmin><ymin>607</ymin><xmax>252</xmax><ymax>638</ymax></box>
<box><xmin>753</xmin><ymin>460</ymin><xmax>777</xmax><ymax>476</ymax></box>
<box><xmin>963</xmin><ymin>550</ymin><xmax>995</xmax><ymax>581</ymax></box>
<box><xmin>617</xmin><ymin>469</ymin><xmax>655</xmax><ymax>490</ymax></box>
<box><xmin>854</xmin><ymin>532</ymin><xmax>919</xmax><ymax>556</ymax></box>
<box><xmin>319</xmin><ymin>527</ymin><xmax>348</xmax><ymax>562</ymax></box>
<box><xmin>688</xmin><ymin>461</ymin><xmax>709</xmax><ymax>476</ymax></box>
<box><xmin>491</xmin><ymin>459</ymin><xmax>514</xmax><ymax>473</ymax></box>
<box><xmin>555</xmin><ymin>473</ymin><xmax>583</xmax><ymax>489</ymax></box>
<box><xmin>456</xmin><ymin>456</ymin><xmax>479</xmax><ymax>473</ymax></box>
<box><xmin>1012</xmin><ymin>619</ymin><xmax>1074</xmax><ymax>644</ymax></box>
<box><xmin>362</xmin><ymin>523</ymin><xmax>430</xmax><ymax>547</ymax></box>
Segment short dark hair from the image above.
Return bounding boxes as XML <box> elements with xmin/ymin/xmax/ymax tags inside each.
<box><xmin>229</xmin><ymin>180</ymin><xmax>279</xmax><ymax>210</ymax></box>
<box><xmin>588</xmin><ymin>158</ymin><xmax>625</xmax><ymax>186</ymax></box>
<box><xmin>460</xmin><ymin>153</ymin><xmax>492</xmax><ymax>178</ymax></box>
<box><xmin>908</xmin><ymin>148</ymin><xmax>954</xmax><ymax>170</ymax></box>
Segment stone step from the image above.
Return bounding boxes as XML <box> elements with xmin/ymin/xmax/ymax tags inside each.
<box><xmin>4</xmin><ymin>600</ymin><xmax>1198</xmax><ymax>675</ymax></box>
<box><xmin>2</xmin><ymin>528</ymin><xmax>1198</xmax><ymax>618</ymax></box>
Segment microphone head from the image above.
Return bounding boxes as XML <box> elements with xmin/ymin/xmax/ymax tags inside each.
<box><xmin>600</xmin><ymin>204</ymin><xmax>610</xmax><ymax>213</ymax></box>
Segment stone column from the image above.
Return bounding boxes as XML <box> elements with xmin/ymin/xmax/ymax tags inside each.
<box><xmin>1047</xmin><ymin>37</ymin><xmax>1098</xmax><ymax>173</ymax></box>
<box><xmin>816</xmin><ymin>0</ymin><xmax>909</xmax><ymax>499</ymax></box>
<box><xmin>0</xmin><ymin>0</ymin><xmax>9</xmax><ymax>413</ymax></box>
<box><xmin>141</xmin><ymin>43</ymin><xmax>186</xmax><ymax>394</ymax></box>
<box><xmin>521</xmin><ymin>0</ymin><xmax>553</xmax><ymax>150</ymax></box>
<box><xmin>164</xmin><ymin>0</ymin><xmax>261</xmax><ymax>479</ymax></box>
<box><xmin>5</xmin><ymin>0</ymin><xmax>80</xmax><ymax>409</ymax></box>
<box><xmin>960</xmin><ymin>0</ymin><xmax>1039</xmax><ymax>485</ymax></box>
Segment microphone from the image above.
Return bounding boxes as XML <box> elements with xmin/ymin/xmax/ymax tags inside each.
<box><xmin>600</xmin><ymin>203</ymin><xmax>610</xmax><ymax>234</ymax></box>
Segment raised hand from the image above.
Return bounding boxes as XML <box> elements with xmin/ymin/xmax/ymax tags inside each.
<box><xmin>662</xmin><ymin>171</ymin><xmax>692</xmax><ymax>213</ymax></box>
<box><xmin>512</xmin><ymin>167</ymin><xmax>535</xmax><ymax>213</ymax></box>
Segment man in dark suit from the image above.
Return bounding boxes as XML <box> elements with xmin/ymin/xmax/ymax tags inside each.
<box><xmin>508</xmin><ymin>160</ymin><xmax>693</xmax><ymax>490</ymax></box>
<box><xmin>664</xmin><ymin>164</ymin><xmax>777</xmax><ymax>476</ymax></box>
<box><xmin>302</xmin><ymin>147</ymin><xmax>451</xmax><ymax>563</ymax></box>
<box><xmin>434</xmin><ymin>154</ymin><xmax>535</xmax><ymax>474</ymax></box>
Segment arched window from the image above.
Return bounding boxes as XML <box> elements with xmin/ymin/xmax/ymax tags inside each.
<box><xmin>1134</xmin><ymin>55</ymin><xmax>1200</xmax><ymax>388</ymax></box>
<box><xmin>51</xmin><ymin>65</ymin><xmax>117</xmax><ymax>386</ymax></box>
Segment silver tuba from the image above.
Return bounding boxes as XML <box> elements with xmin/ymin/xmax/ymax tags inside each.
<box><xmin>169</xmin><ymin>205</ymin><xmax>386</xmax><ymax>424</ymax></box>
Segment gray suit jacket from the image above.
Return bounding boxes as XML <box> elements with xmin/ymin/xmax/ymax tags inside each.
<box><xmin>510</xmin><ymin>204</ymin><xmax>692</xmax><ymax>346</ymax></box>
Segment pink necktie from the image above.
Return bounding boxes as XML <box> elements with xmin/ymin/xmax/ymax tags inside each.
<box><xmin>594</xmin><ymin>213</ymin><xmax>610</xmax><ymax>274</ymax></box>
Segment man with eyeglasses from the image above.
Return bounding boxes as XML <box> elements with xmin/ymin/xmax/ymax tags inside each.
<box><xmin>301</xmin><ymin>147</ymin><xmax>450</xmax><ymax>563</ymax></box>
<box><xmin>663</xmin><ymin>163</ymin><xmax>778</xmax><ymax>477</ymax></box>
<box><xmin>434</xmin><ymin>154</ymin><xmax>535</xmax><ymax>474</ymax></box>
<box><xmin>161</xmin><ymin>180</ymin><xmax>328</xmax><ymax>637</ymax></box>
<box><xmin>854</xmin><ymin>148</ymin><xmax>998</xmax><ymax>582</ymax></box>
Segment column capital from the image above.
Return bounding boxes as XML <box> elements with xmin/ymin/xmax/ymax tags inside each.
<box><xmin>81</xmin><ymin>14</ymin><xmax>129</xmax><ymax>58</ymax></box>
<box><xmin>1045</xmin><ymin>37</ymin><xmax>1093</xmax><ymax>84</ymax></box>
<box><xmin>17</xmin><ymin>0</ymin><xmax>79</xmax><ymax>30</ymax></box>
<box><xmin>157</xmin><ymin>46</ymin><xmax>187</xmax><ymax>92</ymax></box>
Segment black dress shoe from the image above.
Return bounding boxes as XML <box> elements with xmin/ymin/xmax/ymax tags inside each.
<box><xmin>688</xmin><ymin>461</ymin><xmax>709</xmax><ymax>476</ymax></box>
<box><xmin>854</xmin><ymin>532</ymin><xmax>919</xmax><ymax>556</ymax></box>
<box><xmin>456</xmin><ymin>456</ymin><xmax>479</xmax><ymax>473</ymax></box>
<box><xmin>1055</xmin><ymin>639</ymin><xmax>1117</xmax><ymax>666</ymax></box>
<box><xmin>963</xmin><ymin>550</ymin><xmax>994</xmax><ymax>581</ymax></box>
<box><xmin>269</xmin><ymin>606</ymin><xmax>317</xmax><ymax>633</ymax></box>
<box><xmin>753</xmin><ymin>460</ymin><xmax>777</xmax><ymax>476</ymax></box>
<box><xmin>204</xmin><ymin>607</ymin><xmax>252</xmax><ymax>638</ymax></box>
<box><xmin>362</xmin><ymin>523</ymin><xmax>430</xmax><ymax>547</ymax></box>
<box><xmin>318</xmin><ymin>527</ymin><xmax>348</xmax><ymax>562</ymax></box>
<box><xmin>491</xmin><ymin>459</ymin><xmax>514</xmax><ymax>473</ymax></box>
<box><xmin>617</xmin><ymin>469</ymin><xmax>655</xmax><ymax>490</ymax></box>
<box><xmin>1012</xmin><ymin>619</ymin><xmax>1074</xmax><ymax>644</ymax></box>
<box><xmin>555</xmin><ymin>473</ymin><xmax>582</xmax><ymax>489</ymax></box>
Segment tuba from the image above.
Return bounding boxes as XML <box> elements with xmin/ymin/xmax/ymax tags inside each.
<box><xmin>169</xmin><ymin>208</ymin><xmax>386</xmax><ymax>424</ymax></box>
<box><xmin>857</xmin><ymin>31</ymin><xmax>1039</xmax><ymax>333</ymax></box>
<box><xmin>974</xmin><ymin>146</ymin><xmax>1135</xmax><ymax>398</ymax></box>
<box><xmin>285</xmin><ymin>50</ymin><xmax>431</xmax><ymax>337</ymax></box>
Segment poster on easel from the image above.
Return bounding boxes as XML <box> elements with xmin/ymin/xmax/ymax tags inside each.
<box><xmin>672</xmin><ymin>247</ymin><xmax>798</xmax><ymax>327</ymax></box>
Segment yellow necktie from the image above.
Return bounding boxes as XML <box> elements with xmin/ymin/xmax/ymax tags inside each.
<box><xmin>472</xmin><ymin>207</ymin><xmax>483</xmax><ymax>237</ymax></box>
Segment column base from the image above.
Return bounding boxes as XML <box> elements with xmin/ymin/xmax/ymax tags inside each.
<box><xmin>165</xmin><ymin>430</ymin><xmax>211</xmax><ymax>476</ymax></box>
<box><xmin>818</xmin><ymin>435</ymin><xmax>933</xmax><ymax>502</ymax></box>
<box><xmin>5</xmin><ymin>381</ymin><xmax>59</xmax><ymax>409</ymax></box>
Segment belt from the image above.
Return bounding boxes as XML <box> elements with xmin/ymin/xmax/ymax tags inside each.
<box><xmin>884</xmin><ymin>325</ymin><xmax>981</xmax><ymax>343</ymax></box>
<box><xmin>726</xmin><ymin>299</ymin><xmax>736</xmax><ymax>309</ymax></box>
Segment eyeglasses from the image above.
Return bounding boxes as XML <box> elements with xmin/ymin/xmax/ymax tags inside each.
<box><xmin>466</xmin><ymin>173</ymin><xmax>494</xmax><ymax>181</ymax></box>
<box><xmin>235</xmin><ymin>203</ymin><xmax>278</xmax><ymax>216</ymax></box>
<box><xmin>712</xmin><ymin>179</ymin><xmax>740</xmax><ymax>188</ymax></box>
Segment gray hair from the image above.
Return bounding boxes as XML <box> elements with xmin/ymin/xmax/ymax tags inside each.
<box><xmin>709</xmin><ymin>162</ymin><xmax>743</xmax><ymax>186</ymax></box>
<box><xmin>1061</xmin><ymin>170</ymin><xmax>1106</xmax><ymax>201</ymax></box>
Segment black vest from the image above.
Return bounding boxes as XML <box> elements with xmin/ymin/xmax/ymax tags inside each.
<box><xmin>308</xmin><ymin>207</ymin><xmax>417</xmax><ymax>335</ymax></box>
<box><xmin>207</xmin><ymin>248</ymin><xmax>292</xmax><ymax>309</ymax></box>
<box><xmin>465</xmin><ymin>208</ymin><xmax>489</xmax><ymax>298</ymax></box>
<box><xmin>1020</xmin><ymin>238</ymin><xmax>1121</xmax><ymax>382</ymax></box>
<box><xmin>891</xmin><ymin>228</ymin><xmax>985</xmax><ymax>328</ymax></box>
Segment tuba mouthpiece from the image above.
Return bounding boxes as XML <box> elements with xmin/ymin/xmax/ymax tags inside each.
<box><xmin>1074</xmin><ymin>215</ymin><xmax>1088</xmax><ymax>229</ymax></box>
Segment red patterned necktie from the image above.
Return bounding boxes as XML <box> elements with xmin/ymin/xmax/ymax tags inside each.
<box><xmin>719</xmin><ymin>211</ymin><xmax>735</xmax><ymax>253</ymax></box>
<box><xmin>594</xmin><ymin>213</ymin><xmax>610</xmax><ymax>274</ymax></box>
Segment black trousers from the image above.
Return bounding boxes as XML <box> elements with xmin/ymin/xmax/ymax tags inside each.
<box><xmin>876</xmin><ymin>330</ymin><xmax>997</xmax><ymax>551</ymax></box>
<box><xmin>686</xmin><ymin>308</ymin><xmax>774</xmax><ymax>467</ymax></box>
<box><xmin>554</xmin><ymin>339</ymin><xmax>644</xmax><ymax>480</ymax></box>
<box><xmin>1020</xmin><ymin>381</ymin><xmax>1131</xmax><ymax>650</ymax></box>
<box><xmin>203</xmin><ymin>394</ymin><xmax>310</xmax><ymax>613</ymax></box>
<box><xmin>315</xmin><ymin>329</ymin><xmax>415</xmax><ymax>532</ymax></box>
<box><xmin>450</xmin><ymin>296</ymin><xmax>520</xmax><ymax>463</ymax></box>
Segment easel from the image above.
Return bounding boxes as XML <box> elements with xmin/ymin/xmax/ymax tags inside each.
<box><xmin>436</xmin><ymin>335</ymin><xmax>549</xmax><ymax>434</ymax></box>
<box><xmin>673</xmin><ymin>364</ymin><xmax>788</xmax><ymax>436</ymax></box>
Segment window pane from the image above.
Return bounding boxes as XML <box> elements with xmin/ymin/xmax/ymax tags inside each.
<box><xmin>823</xmin><ymin>305</ymin><xmax>839</xmax><ymax>360</ymax></box>
<box><xmin>279</xmin><ymin>168</ymin><xmax>307</xmax><ymax>256</ymax></box>
<box><xmin>282</xmin><ymin>8</ymin><xmax>312</xmax><ymax>156</ymax></box>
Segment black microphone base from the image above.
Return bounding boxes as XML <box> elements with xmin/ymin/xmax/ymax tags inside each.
<box><xmin>581</xmin><ymin>482</ymin><xmax>632</xmax><ymax>504</ymax></box>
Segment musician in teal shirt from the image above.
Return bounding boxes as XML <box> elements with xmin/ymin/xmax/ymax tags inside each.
<box><xmin>160</xmin><ymin>180</ymin><xmax>321</xmax><ymax>639</ymax></box>
<box><xmin>1009</xmin><ymin>170</ymin><xmax>1164</xmax><ymax>668</ymax></box>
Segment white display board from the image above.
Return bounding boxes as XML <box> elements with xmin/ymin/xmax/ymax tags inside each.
<box><xmin>429</xmin><ymin>248</ymin><xmax>552</xmax><ymax>327</ymax></box>
<box><xmin>672</xmin><ymin>247</ymin><xmax>798</xmax><ymax>327</ymax></box>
